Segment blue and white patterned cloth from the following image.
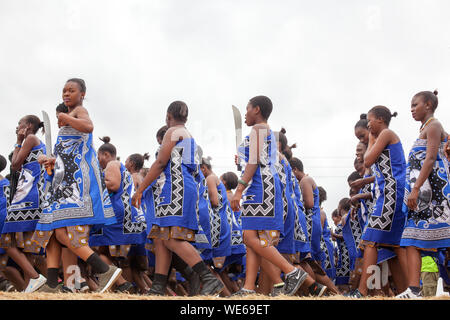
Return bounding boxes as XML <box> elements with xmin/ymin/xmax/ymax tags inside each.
<box><xmin>400</xmin><ymin>138</ymin><xmax>450</xmax><ymax>249</ymax></box>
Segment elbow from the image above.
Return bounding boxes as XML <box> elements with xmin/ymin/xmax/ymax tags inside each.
<box><xmin>304</xmin><ymin>200</ymin><xmax>314</xmax><ymax>209</ymax></box>
<box><xmin>86</xmin><ymin>125</ymin><xmax>94</xmax><ymax>133</ymax></box>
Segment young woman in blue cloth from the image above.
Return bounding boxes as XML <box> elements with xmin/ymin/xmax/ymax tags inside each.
<box><xmin>90</xmin><ymin>136</ymin><xmax>148</xmax><ymax>293</ymax></box>
<box><xmin>0</xmin><ymin>115</ymin><xmax>48</xmax><ymax>293</ymax></box>
<box><xmin>350</xmin><ymin>105</ymin><xmax>408</xmax><ymax>297</ymax></box>
<box><xmin>230</xmin><ymin>96</ymin><xmax>323</xmax><ymax>296</ymax></box>
<box><xmin>131</xmin><ymin>101</ymin><xmax>224</xmax><ymax>296</ymax></box>
<box><xmin>33</xmin><ymin>78</ymin><xmax>121</xmax><ymax>293</ymax></box>
<box><xmin>398</xmin><ymin>90</ymin><xmax>450</xmax><ymax>298</ymax></box>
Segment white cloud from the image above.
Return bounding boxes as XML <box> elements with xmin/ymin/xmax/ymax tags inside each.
<box><xmin>1</xmin><ymin>0</ymin><xmax>449</xmax><ymax>223</ymax></box>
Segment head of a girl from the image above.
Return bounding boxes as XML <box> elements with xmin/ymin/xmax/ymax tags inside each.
<box><xmin>200</xmin><ymin>157</ymin><xmax>212</xmax><ymax>177</ymax></box>
<box><xmin>411</xmin><ymin>90</ymin><xmax>438</xmax><ymax>122</ymax></box>
<box><xmin>63</xmin><ymin>78</ymin><xmax>86</xmax><ymax>108</ymax></box>
<box><xmin>156</xmin><ymin>125</ymin><xmax>168</xmax><ymax>145</ymax></box>
<box><xmin>337</xmin><ymin>198</ymin><xmax>351</xmax><ymax>216</ymax></box>
<box><xmin>16</xmin><ymin>115</ymin><xmax>44</xmax><ymax>137</ymax></box>
<box><xmin>347</xmin><ymin>171</ymin><xmax>362</xmax><ymax>196</ymax></box>
<box><xmin>220</xmin><ymin>172</ymin><xmax>238</xmax><ymax>191</ymax></box>
<box><xmin>56</xmin><ymin>103</ymin><xmax>69</xmax><ymax>127</ymax></box>
<box><xmin>355</xmin><ymin>141</ymin><xmax>367</xmax><ymax>162</ymax></box>
<box><xmin>97</xmin><ymin>136</ymin><xmax>117</xmax><ymax>170</ymax></box>
<box><xmin>354</xmin><ymin>114</ymin><xmax>369</xmax><ymax>145</ymax></box>
<box><xmin>289</xmin><ymin>157</ymin><xmax>304</xmax><ymax>181</ymax></box>
<box><xmin>331</xmin><ymin>209</ymin><xmax>341</xmax><ymax>226</ymax></box>
<box><xmin>244</xmin><ymin>95</ymin><xmax>272</xmax><ymax>126</ymax></box>
<box><xmin>126</xmin><ymin>153</ymin><xmax>149</xmax><ymax>173</ymax></box>
<box><xmin>274</xmin><ymin>128</ymin><xmax>288</xmax><ymax>153</ymax></box>
<box><xmin>367</xmin><ymin>106</ymin><xmax>397</xmax><ymax>135</ymax></box>
<box><xmin>166</xmin><ymin>101</ymin><xmax>188</xmax><ymax>128</ymax></box>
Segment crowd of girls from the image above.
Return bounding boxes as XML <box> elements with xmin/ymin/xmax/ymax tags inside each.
<box><xmin>331</xmin><ymin>91</ymin><xmax>450</xmax><ymax>298</ymax></box>
<box><xmin>0</xmin><ymin>80</ymin><xmax>449</xmax><ymax>298</ymax></box>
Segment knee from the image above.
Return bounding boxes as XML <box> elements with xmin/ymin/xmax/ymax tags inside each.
<box><xmin>54</xmin><ymin>229</ymin><xmax>68</xmax><ymax>245</ymax></box>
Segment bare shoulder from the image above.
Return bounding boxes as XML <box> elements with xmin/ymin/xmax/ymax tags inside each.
<box><xmin>107</xmin><ymin>160</ymin><xmax>121</xmax><ymax>170</ymax></box>
<box><xmin>165</xmin><ymin>126</ymin><xmax>191</xmax><ymax>142</ymax></box>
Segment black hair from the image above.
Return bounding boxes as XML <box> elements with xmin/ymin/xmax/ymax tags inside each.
<box><xmin>56</xmin><ymin>103</ymin><xmax>69</xmax><ymax>113</ymax></box>
<box><xmin>318</xmin><ymin>186</ymin><xmax>327</xmax><ymax>205</ymax></box>
<box><xmin>289</xmin><ymin>157</ymin><xmax>304</xmax><ymax>172</ymax></box>
<box><xmin>128</xmin><ymin>153</ymin><xmax>150</xmax><ymax>171</ymax></box>
<box><xmin>24</xmin><ymin>115</ymin><xmax>44</xmax><ymax>134</ymax></box>
<box><xmin>274</xmin><ymin>128</ymin><xmax>288</xmax><ymax>151</ymax></box>
<box><xmin>67</xmin><ymin>78</ymin><xmax>86</xmax><ymax>93</ymax></box>
<box><xmin>221</xmin><ymin>171</ymin><xmax>239</xmax><ymax>190</ymax></box>
<box><xmin>167</xmin><ymin>101</ymin><xmax>188</xmax><ymax>123</ymax></box>
<box><xmin>331</xmin><ymin>209</ymin><xmax>340</xmax><ymax>218</ymax></box>
<box><xmin>347</xmin><ymin>171</ymin><xmax>362</xmax><ymax>183</ymax></box>
<box><xmin>354</xmin><ymin>113</ymin><xmax>368</xmax><ymax>129</ymax></box>
<box><xmin>156</xmin><ymin>125</ymin><xmax>168</xmax><ymax>142</ymax></box>
<box><xmin>368</xmin><ymin>105</ymin><xmax>398</xmax><ymax>126</ymax></box>
<box><xmin>98</xmin><ymin>136</ymin><xmax>117</xmax><ymax>157</ymax></box>
<box><xmin>338</xmin><ymin>197</ymin><xmax>351</xmax><ymax>212</ymax></box>
<box><xmin>414</xmin><ymin>90</ymin><xmax>439</xmax><ymax>111</ymax></box>
<box><xmin>0</xmin><ymin>155</ymin><xmax>6</xmax><ymax>173</ymax></box>
<box><xmin>201</xmin><ymin>156</ymin><xmax>212</xmax><ymax>170</ymax></box>
<box><xmin>249</xmin><ymin>95</ymin><xmax>273</xmax><ymax>120</ymax></box>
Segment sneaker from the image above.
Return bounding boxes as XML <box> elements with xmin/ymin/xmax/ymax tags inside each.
<box><xmin>348</xmin><ymin>288</ymin><xmax>364</xmax><ymax>298</ymax></box>
<box><xmin>231</xmin><ymin>288</ymin><xmax>257</xmax><ymax>296</ymax></box>
<box><xmin>308</xmin><ymin>283</ymin><xmax>327</xmax><ymax>297</ymax></box>
<box><xmin>61</xmin><ymin>285</ymin><xmax>76</xmax><ymax>293</ymax></box>
<box><xmin>344</xmin><ymin>289</ymin><xmax>355</xmax><ymax>297</ymax></box>
<box><xmin>282</xmin><ymin>268</ymin><xmax>308</xmax><ymax>296</ymax></box>
<box><xmin>395</xmin><ymin>288</ymin><xmax>422</xmax><ymax>299</ymax></box>
<box><xmin>199</xmin><ymin>272</ymin><xmax>225</xmax><ymax>296</ymax></box>
<box><xmin>37</xmin><ymin>283</ymin><xmax>64</xmax><ymax>293</ymax></box>
<box><xmin>270</xmin><ymin>283</ymin><xmax>285</xmax><ymax>297</ymax></box>
<box><xmin>146</xmin><ymin>285</ymin><xmax>166</xmax><ymax>296</ymax></box>
<box><xmin>115</xmin><ymin>282</ymin><xmax>135</xmax><ymax>294</ymax></box>
<box><xmin>96</xmin><ymin>265</ymin><xmax>122</xmax><ymax>293</ymax></box>
<box><xmin>24</xmin><ymin>274</ymin><xmax>47</xmax><ymax>293</ymax></box>
<box><xmin>0</xmin><ymin>279</ymin><xmax>14</xmax><ymax>292</ymax></box>
<box><xmin>76</xmin><ymin>281</ymin><xmax>90</xmax><ymax>293</ymax></box>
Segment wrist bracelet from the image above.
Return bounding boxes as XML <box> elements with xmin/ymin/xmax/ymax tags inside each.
<box><xmin>238</xmin><ymin>179</ymin><xmax>248</xmax><ymax>188</ymax></box>
<box><xmin>14</xmin><ymin>143</ymin><xmax>22</xmax><ymax>148</ymax></box>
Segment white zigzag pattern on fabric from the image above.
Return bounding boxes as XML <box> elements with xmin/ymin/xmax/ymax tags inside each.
<box><xmin>368</xmin><ymin>150</ymin><xmax>396</xmax><ymax>231</ymax></box>
<box><xmin>242</xmin><ymin>165</ymin><xmax>275</xmax><ymax>217</ymax></box>
<box><xmin>156</xmin><ymin>146</ymin><xmax>184</xmax><ymax>217</ymax></box>
<box><xmin>122</xmin><ymin>170</ymin><xmax>146</xmax><ymax>234</ymax></box>
<box><xmin>6</xmin><ymin>148</ymin><xmax>45</xmax><ymax>222</ymax></box>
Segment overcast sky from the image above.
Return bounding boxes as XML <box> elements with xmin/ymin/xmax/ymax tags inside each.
<box><xmin>1</xmin><ymin>0</ymin><xmax>449</xmax><ymax>225</ymax></box>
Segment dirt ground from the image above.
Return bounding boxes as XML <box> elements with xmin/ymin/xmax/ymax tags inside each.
<box><xmin>0</xmin><ymin>292</ymin><xmax>449</xmax><ymax>300</ymax></box>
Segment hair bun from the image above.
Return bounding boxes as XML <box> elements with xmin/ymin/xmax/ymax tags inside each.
<box><xmin>280</xmin><ymin>127</ymin><xmax>286</xmax><ymax>134</ymax></box>
<box><xmin>143</xmin><ymin>152</ymin><xmax>150</xmax><ymax>161</ymax></box>
<box><xmin>99</xmin><ymin>136</ymin><xmax>111</xmax><ymax>144</ymax></box>
<box><xmin>359</xmin><ymin>113</ymin><xmax>367</xmax><ymax>120</ymax></box>
<box><xmin>391</xmin><ymin>111</ymin><xmax>398</xmax><ymax>118</ymax></box>
<box><xmin>433</xmin><ymin>89</ymin><xmax>438</xmax><ymax>96</ymax></box>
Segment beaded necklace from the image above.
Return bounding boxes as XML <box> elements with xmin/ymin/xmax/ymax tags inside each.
<box><xmin>420</xmin><ymin>117</ymin><xmax>435</xmax><ymax>132</ymax></box>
